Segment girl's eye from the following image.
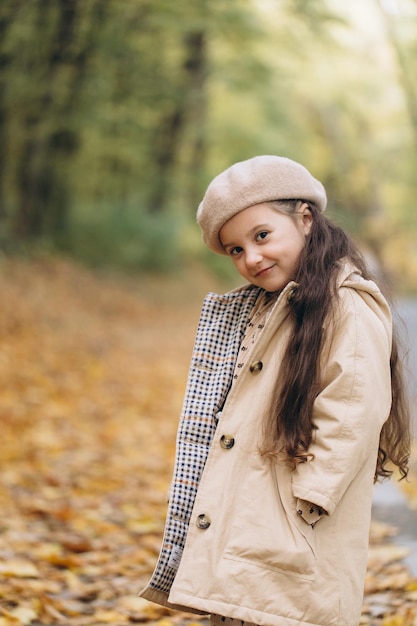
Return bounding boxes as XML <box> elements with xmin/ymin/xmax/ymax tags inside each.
<box><xmin>256</xmin><ymin>231</ymin><xmax>269</xmax><ymax>242</ymax></box>
<box><xmin>229</xmin><ymin>246</ymin><xmax>243</xmax><ymax>257</ymax></box>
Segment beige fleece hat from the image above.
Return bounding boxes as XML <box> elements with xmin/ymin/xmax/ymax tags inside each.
<box><xmin>197</xmin><ymin>155</ymin><xmax>327</xmax><ymax>254</ymax></box>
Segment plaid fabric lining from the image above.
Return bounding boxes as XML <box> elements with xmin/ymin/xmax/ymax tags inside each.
<box><xmin>147</xmin><ymin>285</ymin><xmax>261</xmax><ymax>593</ymax></box>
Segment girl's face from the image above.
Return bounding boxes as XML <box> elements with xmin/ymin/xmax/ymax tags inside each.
<box><xmin>219</xmin><ymin>203</ymin><xmax>312</xmax><ymax>292</ymax></box>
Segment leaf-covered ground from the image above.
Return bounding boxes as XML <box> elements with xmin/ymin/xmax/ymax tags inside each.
<box><xmin>0</xmin><ymin>257</ymin><xmax>416</xmax><ymax>626</ymax></box>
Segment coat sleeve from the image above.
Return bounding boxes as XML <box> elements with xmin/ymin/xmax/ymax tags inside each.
<box><xmin>291</xmin><ymin>285</ymin><xmax>393</xmax><ymax>516</ymax></box>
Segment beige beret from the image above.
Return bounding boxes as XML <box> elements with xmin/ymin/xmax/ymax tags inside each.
<box><xmin>197</xmin><ymin>155</ymin><xmax>327</xmax><ymax>254</ymax></box>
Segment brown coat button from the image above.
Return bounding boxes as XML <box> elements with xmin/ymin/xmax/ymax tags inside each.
<box><xmin>220</xmin><ymin>434</ymin><xmax>235</xmax><ymax>449</ymax></box>
<box><xmin>196</xmin><ymin>514</ymin><xmax>211</xmax><ymax>529</ymax></box>
<box><xmin>249</xmin><ymin>360</ymin><xmax>263</xmax><ymax>374</ymax></box>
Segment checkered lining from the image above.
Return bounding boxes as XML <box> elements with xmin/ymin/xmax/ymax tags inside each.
<box><xmin>147</xmin><ymin>285</ymin><xmax>261</xmax><ymax>593</ymax></box>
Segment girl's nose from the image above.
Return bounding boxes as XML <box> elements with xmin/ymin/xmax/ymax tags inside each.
<box><xmin>245</xmin><ymin>247</ymin><xmax>263</xmax><ymax>268</ymax></box>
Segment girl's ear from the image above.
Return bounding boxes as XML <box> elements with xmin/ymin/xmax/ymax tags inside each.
<box><xmin>300</xmin><ymin>203</ymin><xmax>313</xmax><ymax>236</ymax></box>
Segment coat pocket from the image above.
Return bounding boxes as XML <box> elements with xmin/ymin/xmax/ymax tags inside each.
<box><xmin>222</xmin><ymin>460</ymin><xmax>316</xmax><ymax>580</ymax></box>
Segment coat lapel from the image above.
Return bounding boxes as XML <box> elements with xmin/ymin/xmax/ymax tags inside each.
<box><xmin>141</xmin><ymin>285</ymin><xmax>261</xmax><ymax>600</ymax></box>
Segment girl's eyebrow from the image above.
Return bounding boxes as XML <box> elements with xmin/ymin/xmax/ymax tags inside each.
<box><xmin>221</xmin><ymin>223</ymin><xmax>271</xmax><ymax>250</ymax></box>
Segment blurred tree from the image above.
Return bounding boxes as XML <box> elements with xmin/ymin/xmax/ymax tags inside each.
<box><xmin>0</xmin><ymin>0</ymin><xmax>107</xmax><ymax>244</ymax></box>
<box><xmin>68</xmin><ymin>0</ymin><xmax>270</xmax><ymax>252</ymax></box>
<box><xmin>0</xmin><ymin>0</ymin><xmax>416</xmax><ymax>287</ymax></box>
<box><xmin>147</xmin><ymin>28</ymin><xmax>207</xmax><ymax>214</ymax></box>
<box><xmin>0</xmin><ymin>1</ymin><xmax>23</xmax><ymax>239</ymax></box>
<box><xmin>375</xmin><ymin>0</ymin><xmax>417</xmax><ymax>150</ymax></box>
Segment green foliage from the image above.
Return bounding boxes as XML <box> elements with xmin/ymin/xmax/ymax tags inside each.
<box><xmin>62</xmin><ymin>204</ymin><xmax>182</xmax><ymax>272</ymax></box>
<box><xmin>1</xmin><ymin>0</ymin><xmax>417</xmax><ymax>289</ymax></box>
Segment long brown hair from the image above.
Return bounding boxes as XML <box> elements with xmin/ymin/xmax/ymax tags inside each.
<box><xmin>260</xmin><ymin>200</ymin><xmax>410</xmax><ymax>481</ymax></box>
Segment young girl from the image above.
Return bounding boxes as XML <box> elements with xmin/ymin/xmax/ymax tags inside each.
<box><xmin>140</xmin><ymin>155</ymin><xmax>410</xmax><ymax>626</ymax></box>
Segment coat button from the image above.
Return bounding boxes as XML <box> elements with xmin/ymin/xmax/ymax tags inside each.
<box><xmin>220</xmin><ymin>434</ymin><xmax>235</xmax><ymax>449</ymax></box>
<box><xmin>249</xmin><ymin>360</ymin><xmax>263</xmax><ymax>374</ymax></box>
<box><xmin>196</xmin><ymin>514</ymin><xmax>211</xmax><ymax>529</ymax></box>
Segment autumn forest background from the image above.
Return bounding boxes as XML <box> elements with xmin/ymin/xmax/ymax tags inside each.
<box><xmin>1</xmin><ymin>1</ymin><xmax>417</xmax><ymax>625</ymax></box>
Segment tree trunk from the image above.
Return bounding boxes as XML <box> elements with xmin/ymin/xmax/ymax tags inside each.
<box><xmin>148</xmin><ymin>29</ymin><xmax>208</xmax><ymax>215</ymax></box>
<box><xmin>13</xmin><ymin>0</ymin><xmax>107</xmax><ymax>241</ymax></box>
<box><xmin>148</xmin><ymin>108</ymin><xmax>185</xmax><ymax>214</ymax></box>
<box><xmin>183</xmin><ymin>30</ymin><xmax>207</xmax><ymax>212</ymax></box>
<box><xmin>0</xmin><ymin>2</ymin><xmax>25</xmax><ymax>227</ymax></box>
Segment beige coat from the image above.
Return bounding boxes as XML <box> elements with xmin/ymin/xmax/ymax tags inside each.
<box><xmin>141</xmin><ymin>263</ymin><xmax>393</xmax><ymax>626</ymax></box>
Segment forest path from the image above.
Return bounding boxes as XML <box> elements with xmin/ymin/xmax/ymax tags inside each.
<box><xmin>0</xmin><ymin>257</ymin><xmax>415</xmax><ymax>626</ymax></box>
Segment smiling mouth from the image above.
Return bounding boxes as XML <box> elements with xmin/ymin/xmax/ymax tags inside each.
<box><xmin>255</xmin><ymin>264</ymin><xmax>276</xmax><ymax>278</ymax></box>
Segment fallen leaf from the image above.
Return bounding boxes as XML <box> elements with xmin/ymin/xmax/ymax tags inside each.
<box><xmin>0</xmin><ymin>560</ymin><xmax>39</xmax><ymax>578</ymax></box>
<box><xmin>0</xmin><ymin>258</ymin><xmax>415</xmax><ymax>626</ymax></box>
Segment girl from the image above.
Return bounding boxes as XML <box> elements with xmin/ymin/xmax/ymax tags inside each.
<box><xmin>140</xmin><ymin>155</ymin><xmax>410</xmax><ymax>626</ymax></box>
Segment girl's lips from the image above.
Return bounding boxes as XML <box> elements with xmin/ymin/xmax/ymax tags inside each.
<box><xmin>255</xmin><ymin>264</ymin><xmax>276</xmax><ymax>278</ymax></box>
